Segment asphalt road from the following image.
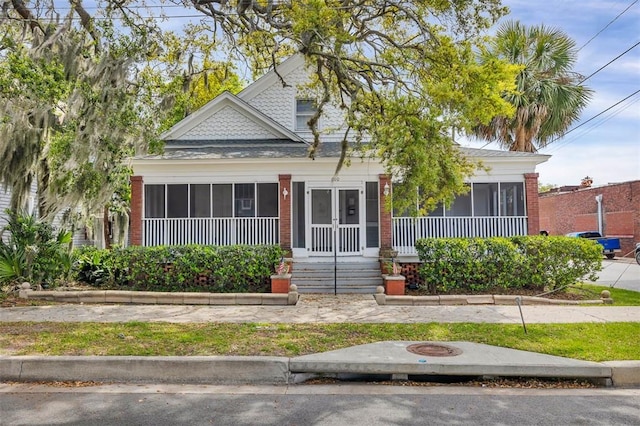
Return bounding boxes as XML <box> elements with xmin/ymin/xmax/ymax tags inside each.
<box><xmin>1</xmin><ymin>383</ymin><xmax>639</xmax><ymax>425</ymax></box>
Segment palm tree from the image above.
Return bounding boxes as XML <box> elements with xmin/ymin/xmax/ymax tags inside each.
<box><xmin>473</xmin><ymin>21</ymin><xmax>593</xmax><ymax>152</ymax></box>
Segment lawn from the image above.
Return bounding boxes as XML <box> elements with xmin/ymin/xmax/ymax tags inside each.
<box><xmin>569</xmin><ymin>284</ymin><xmax>640</xmax><ymax>306</ymax></box>
<box><xmin>1</xmin><ymin>321</ymin><xmax>638</xmax><ymax>362</ymax></box>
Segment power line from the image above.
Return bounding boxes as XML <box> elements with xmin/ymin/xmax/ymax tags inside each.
<box><xmin>580</xmin><ymin>40</ymin><xmax>640</xmax><ymax>83</ymax></box>
<box><xmin>545</xmin><ymin>95</ymin><xmax>640</xmax><ymax>153</ymax></box>
<box><xmin>547</xmin><ymin>89</ymin><xmax>640</xmax><ymax>148</ymax></box>
<box><xmin>577</xmin><ymin>0</ymin><xmax>639</xmax><ymax>52</ymax></box>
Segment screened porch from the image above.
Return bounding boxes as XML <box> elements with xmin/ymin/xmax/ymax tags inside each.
<box><xmin>142</xmin><ymin>182</ymin><xmax>279</xmax><ymax>246</ymax></box>
<box><xmin>392</xmin><ymin>181</ymin><xmax>528</xmax><ymax>255</ymax></box>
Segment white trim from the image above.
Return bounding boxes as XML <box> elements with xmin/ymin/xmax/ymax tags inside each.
<box><xmin>237</xmin><ymin>54</ymin><xmax>307</xmax><ymax>102</ymax></box>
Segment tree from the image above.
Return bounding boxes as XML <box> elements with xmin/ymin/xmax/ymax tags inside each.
<box><xmin>472</xmin><ymin>20</ymin><xmax>593</xmax><ymax>152</ymax></box>
<box><xmin>183</xmin><ymin>0</ymin><xmax>519</xmax><ymax>214</ymax></box>
<box><xmin>0</xmin><ymin>2</ymin><xmax>240</xmax><ymax>244</ymax></box>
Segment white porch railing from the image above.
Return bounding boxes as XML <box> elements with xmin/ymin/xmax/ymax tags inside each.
<box><xmin>143</xmin><ymin>218</ymin><xmax>279</xmax><ymax>246</ymax></box>
<box><xmin>393</xmin><ymin>216</ymin><xmax>528</xmax><ymax>255</ymax></box>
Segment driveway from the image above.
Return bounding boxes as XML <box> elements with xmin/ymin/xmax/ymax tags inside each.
<box><xmin>589</xmin><ymin>258</ymin><xmax>640</xmax><ymax>292</ymax></box>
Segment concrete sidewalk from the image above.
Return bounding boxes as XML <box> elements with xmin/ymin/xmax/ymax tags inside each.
<box><xmin>1</xmin><ymin>294</ymin><xmax>640</xmax><ymax>324</ymax></box>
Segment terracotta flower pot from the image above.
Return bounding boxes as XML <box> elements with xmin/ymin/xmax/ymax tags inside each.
<box><xmin>384</xmin><ymin>275</ymin><xmax>406</xmax><ymax>295</ymax></box>
<box><xmin>271</xmin><ymin>274</ymin><xmax>292</xmax><ymax>293</ymax></box>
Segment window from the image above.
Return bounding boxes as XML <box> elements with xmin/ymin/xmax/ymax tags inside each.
<box><xmin>234</xmin><ymin>183</ymin><xmax>255</xmax><ymax>217</ymax></box>
<box><xmin>296</xmin><ymin>99</ymin><xmax>316</xmax><ymax>131</ymax></box>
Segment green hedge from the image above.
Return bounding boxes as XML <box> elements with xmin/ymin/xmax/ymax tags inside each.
<box><xmin>73</xmin><ymin>245</ymin><xmax>284</xmax><ymax>293</ymax></box>
<box><xmin>415</xmin><ymin>236</ymin><xmax>602</xmax><ymax>293</ymax></box>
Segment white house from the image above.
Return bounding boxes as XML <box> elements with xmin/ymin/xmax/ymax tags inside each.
<box><xmin>129</xmin><ymin>55</ymin><xmax>549</xmax><ymax>266</ymax></box>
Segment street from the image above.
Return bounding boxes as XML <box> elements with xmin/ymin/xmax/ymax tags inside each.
<box><xmin>1</xmin><ymin>383</ymin><xmax>639</xmax><ymax>425</ymax></box>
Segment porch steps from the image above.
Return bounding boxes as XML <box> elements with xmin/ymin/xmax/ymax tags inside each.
<box><xmin>292</xmin><ymin>260</ymin><xmax>383</xmax><ymax>294</ymax></box>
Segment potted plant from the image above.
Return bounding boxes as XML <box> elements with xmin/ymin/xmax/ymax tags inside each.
<box><xmin>271</xmin><ymin>258</ymin><xmax>291</xmax><ymax>293</ymax></box>
<box><xmin>383</xmin><ymin>259</ymin><xmax>406</xmax><ymax>295</ymax></box>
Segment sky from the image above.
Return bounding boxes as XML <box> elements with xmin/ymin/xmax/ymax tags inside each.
<box><xmin>461</xmin><ymin>0</ymin><xmax>640</xmax><ymax>187</ymax></box>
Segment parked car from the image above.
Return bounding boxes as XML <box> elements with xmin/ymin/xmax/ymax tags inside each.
<box><xmin>565</xmin><ymin>231</ymin><xmax>621</xmax><ymax>259</ymax></box>
<box><xmin>635</xmin><ymin>242</ymin><xmax>640</xmax><ymax>265</ymax></box>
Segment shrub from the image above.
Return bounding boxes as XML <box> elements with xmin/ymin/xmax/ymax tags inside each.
<box><xmin>415</xmin><ymin>236</ymin><xmax>602</xmax><ymax>293</ymax></box>
<box><xmin>0</xmin><ymin>210</ymin><xmax>73</xmax><ymax>288</ymax></box>
<box><xmin>73</xmin><ymin>244</ymin><xmax>284</xmax><ymax>293</ymax></box>
<box><xmin>509</xmin><ymin>235</ymin><xmax>602</xmax><ymax>290</ymax></box>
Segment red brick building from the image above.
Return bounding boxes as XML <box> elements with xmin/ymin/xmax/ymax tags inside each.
<box><xmin>539</xmin><ymin>180</ymin><xmax>640</xmax><ymax>257</ymax></box>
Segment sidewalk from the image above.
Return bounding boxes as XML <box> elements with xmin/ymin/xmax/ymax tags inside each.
<box><xmin>1</xmin><ymin>294</ymin><xmax>639</xmax><ymax>324</ymax></box>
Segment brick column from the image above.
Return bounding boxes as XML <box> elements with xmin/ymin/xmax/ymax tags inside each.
<box><xmin>129</xmin><ymin>175</ymin><xmax>143</xmax><ymax>246</ymax></box>
<box><xmin>278</xmin><ymin>174</ymin><xmax>292</xmax><ymax>253</ymax></box>
<box><xmin>379</xmin><ymin>174</ymin><xmax>393</xmax><ymax>250</ymax></box>
<box><xmin>524</xmin><ymin>173</ymin><xmax>540</xmax><ymax>235</ymax></box>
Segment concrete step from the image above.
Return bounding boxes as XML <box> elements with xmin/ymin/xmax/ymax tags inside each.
<box><xmin>295</xmin><ymin>285</ymin><xmax>380</xmax><ymax>294</ymax></box>
<box><xmin>292</xmin><ymin>259</ymin><xmax>383</xmax><ymax>294</ymax></box>
<box><xmin>293</xmin><ymin>270</ymin><xmax>381</xmax><ymax>279</ymax></box>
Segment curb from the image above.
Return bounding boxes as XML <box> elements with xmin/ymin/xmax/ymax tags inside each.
<box><xmin>0</xmin><ymin>356</ymin><xmax>290</xmax><ymax>385</ymax></box>
<box><xmin>1</xmin><ymin>356</ymin><xmax>638</xmax><ymax>387</ymax></box>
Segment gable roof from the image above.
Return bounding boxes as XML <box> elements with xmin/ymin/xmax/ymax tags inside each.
<box><xmin>160</xmin><ymin>91</ymin><xmax>307</xmax><ymax>144</ymax></box>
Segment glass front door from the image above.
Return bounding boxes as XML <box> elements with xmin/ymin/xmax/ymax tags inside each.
<box><xmin>309</xmin><ymin>188</ymin><xmax>362</xmax><ymax>256</ymax></box>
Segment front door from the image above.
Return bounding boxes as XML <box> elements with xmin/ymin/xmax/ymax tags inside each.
<box><xmin>309</xmin><ymin>188</ymin><xmax>362</xmax><ymax>256</ymax></box>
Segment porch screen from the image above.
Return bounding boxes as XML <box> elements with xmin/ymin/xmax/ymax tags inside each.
<box><xmin>257</xmin><ymin>183</ymin><xmax>278</xmax><ymax>217</ymax></box>
<box><xmin>445</xmin><ymin>188</ymin><xmax>471</xmax><ymax>216</ymax></box>
<box><xmin>292</xmin><ymin>182</ymin><xmax>305</xmax><ymax>248</ymax></box>
<box><xmin>167</xmin><ymin>184</ymin><xmax>188</xmax><ymax>218</ymax></box>
<box><xmin>500</xmin><ymin>182</ymin><xmax>524</xmax><ymax>216</ymax></box>
<box><xmin>144</xmin><ymin>183</ymin><xmax>278</xmax><ymax>219</ymax></box>
<box><xmin>190</xmin><ymin>184</ymin><xmax>211</xmax><ymax>218</ymax></box>
<box><xmin>212</xmin><ymin>184</ymin><xmax>232</xmax><ymax>217</ymax></box>
<box><xmin>365</xmin><ymin>182</ymin><xmax>379</xmax><ymax>247</ymax></box>
<box><xmin>473</xmin><ymin>183</ymin><xmax>498</xmax><ymax>216</ymax></box>
<box><xmin>144</xmin><ymin>185</ymin><xmax>165</xmax><ymax>218</ymax></box>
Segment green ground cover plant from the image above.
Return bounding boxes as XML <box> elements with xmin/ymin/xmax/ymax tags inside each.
<box><xmin>0</xmin><ymin>322</ymin><xmax>637</xmax><ymax>362</ymax></box>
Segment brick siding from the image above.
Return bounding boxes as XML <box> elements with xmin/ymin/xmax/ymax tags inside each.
<box><xmin>129</xmin><ymin>175</ymin><xmax>143</xmax><ymax>246</ymax></box>
<box><xmin>539</xmin><ymin>180</ymin><xmax>640</xmax><ymax>257</ymax></box>
<box><xmin>278</xmin><ymin>174</ymin><xmax>292</xmax><ymax>252</ymax></box>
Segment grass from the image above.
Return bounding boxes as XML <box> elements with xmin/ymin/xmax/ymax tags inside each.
<box><xmin>1</xmin><ymin>321</ymin><xmax>638</xmax><ymax>362</ymax></box>
<box><xmin>569</xmin><ymin>283</ymin><xmax>640</xmax><ymax>306</ymax></box>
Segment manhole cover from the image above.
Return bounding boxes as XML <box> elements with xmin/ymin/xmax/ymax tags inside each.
<box><xmin>406</xmin><ymin>343</ymin><xmax>462</xmax><ymax>357</ymax></box>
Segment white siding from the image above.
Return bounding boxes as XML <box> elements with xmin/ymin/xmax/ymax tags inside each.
<box><xmin>180</xmin><ymin>105</ymin><xmax>282</xmax><ymax>140</ymax></box>
<box><xmin>243</xmin><ymin>61</ymin><xmax>349</xmax><ymax>143</ymax></box>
